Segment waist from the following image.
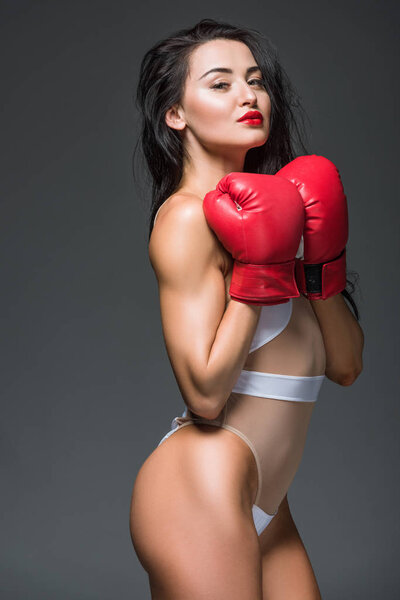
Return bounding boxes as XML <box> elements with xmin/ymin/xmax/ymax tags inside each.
<box><xmin>231</xmin><ymin>369</ymin><xmax>325</xmax><ymax>402</ymax></box>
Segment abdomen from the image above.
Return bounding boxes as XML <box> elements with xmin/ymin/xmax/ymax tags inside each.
<box><xmin>220</xmin><ymin>295</ymin><xmax>327</xmax><ymax>513</ymax></box>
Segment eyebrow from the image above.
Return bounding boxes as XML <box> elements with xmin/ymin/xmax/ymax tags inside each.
<box><xmin>198</xmin><ymin>65</ymin><xmax>262</xmax><ymax>80</ymax></box>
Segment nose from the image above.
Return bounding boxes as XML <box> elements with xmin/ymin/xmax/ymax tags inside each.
<box><xmin>238</xmin><ymin>81</ymin><xmax>258</xmax><ymax>107</ymax></box>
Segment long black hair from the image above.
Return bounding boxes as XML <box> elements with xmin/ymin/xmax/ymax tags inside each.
<box><xmin>133</xmin><ymin>18</ymin><xmax>361</xmax><ymax>320</ymax></box>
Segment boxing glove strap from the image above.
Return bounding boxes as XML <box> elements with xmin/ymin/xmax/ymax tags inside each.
<box><xmin>229</xmin><ymin>260</ymin><xmax>300</xmax><ymax>305</ymax></box>
<box><xmin>296</xmin><ymin>249</ymin><xmax>347</xmax><ymax>300</ymax></box>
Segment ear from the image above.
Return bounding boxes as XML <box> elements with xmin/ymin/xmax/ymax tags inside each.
<box><xmin>165</xmin><ymin>104</ymin><xmax>186</xmax><ymax>131</ymax></box>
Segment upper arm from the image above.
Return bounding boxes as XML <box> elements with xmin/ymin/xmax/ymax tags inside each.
<box><xmin>149</xmin><ymin>196</ymin><xmax>227</xmax><ymax>415</ymax></box>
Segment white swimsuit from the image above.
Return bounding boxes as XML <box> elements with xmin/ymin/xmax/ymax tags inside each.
<box><xmin>154</xmin><ymin>202</ymin><xmax>326</xmax><ymax>535</ymax></box>
<box><xmin>158</xmin><ymin>299</ymin><xmax>325</xmax><ymax>535</ymax></box>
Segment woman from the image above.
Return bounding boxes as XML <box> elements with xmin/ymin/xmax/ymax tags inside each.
<box><xmin>130</xmin><ymin>19</ymin><xmax>364</xmax><ymax>599</ymax></box>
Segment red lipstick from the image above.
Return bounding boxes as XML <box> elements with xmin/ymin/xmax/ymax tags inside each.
<box><xmin>237</xmin><ymin>110</ymin><xmax>263</xmax><ymax>125</ymax></box>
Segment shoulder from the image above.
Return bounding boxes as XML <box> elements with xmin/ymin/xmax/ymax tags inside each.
<box><xmin>153</xmin><ymin>192</ymin><xmax>204</xmax><ymax>229</ymax></box>
<box><xmin>149</xmin><ymin>192</ymin><xmax>228</xmax><ymax>277</ymax></box>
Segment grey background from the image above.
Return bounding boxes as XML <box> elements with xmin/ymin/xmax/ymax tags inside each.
<box><xmin>1</xmin><ymin>1</ymin><xmax>398</xmax><ymax>598</ymax></box>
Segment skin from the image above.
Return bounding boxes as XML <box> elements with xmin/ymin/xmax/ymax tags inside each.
<box><xmin>130</xmin><ymin>39</ymin><xmax>364</xmax><ymax>599</ymax></box>
<box><xmin>164</xmin><ymin>38</ymin><xmax>272</xmax><ymax>199</ymax></box>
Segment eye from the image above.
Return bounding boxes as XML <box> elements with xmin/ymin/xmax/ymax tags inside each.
<box><xmin>248</xmin><ymin>78</ymin><xmax>266</xmax><ymax>87</ymax></box>
<box><xmin>211</xmin><ymin>79</ymin><xmax>266</xmax><ymax>90</ymax></box>
<box><xmin>211</xmin><ymin>82</ymin><xmax>230</xmax><ymax>90</ymax></box>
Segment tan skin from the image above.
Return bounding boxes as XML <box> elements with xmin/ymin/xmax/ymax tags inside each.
<box><xmin>130</xmin><ymin>39</ymin><xmax>364</xmax><ymax>599</ymax></box>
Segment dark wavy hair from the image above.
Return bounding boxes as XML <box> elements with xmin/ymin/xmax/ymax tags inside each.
<box><xmin>133</xmin><ymin>18</ymin><xmax>361</xmax><ymax>320</ymax></box>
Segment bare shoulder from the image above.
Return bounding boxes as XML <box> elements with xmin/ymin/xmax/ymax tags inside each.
<box><xmin>151</xmin><ymin>192</ymin><xmax>203</xmax><ymax>233</ymax></box>
<box><xmin>148</xmin><ymin>192</ymin><xmax>227</xmax><ymax>277</ymax></box>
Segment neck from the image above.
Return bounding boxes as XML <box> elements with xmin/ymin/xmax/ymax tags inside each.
<box><xmin>176</xmin><ymin>137</ymin><xmax>247</xmax><ymax>198</ymax></box>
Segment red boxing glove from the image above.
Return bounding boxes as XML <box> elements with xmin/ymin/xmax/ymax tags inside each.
<box><xmin>203</xmin><ymin>172</ymin><xmax>304</xmax><ymax>306</ymax></box>
<box><xmin>276</xmin><ymin>155</ymin><xmax>348</xmax><ymax>300</ymax></box>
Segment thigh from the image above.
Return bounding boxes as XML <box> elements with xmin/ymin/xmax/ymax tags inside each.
<box><xmin>130</xmin><ymin>423</ymin><xmax>262</xmax><ymax>599</ymax></box>
<box><xmin>259</xmin><ymin>495</ymin><xmax>322</xmax><ymax>600</ymax></box>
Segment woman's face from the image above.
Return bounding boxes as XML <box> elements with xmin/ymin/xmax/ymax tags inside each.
<box><xmin>168</xmin><ymin>39</ymin><xmax>271</xmax><ymax>154</ymax></box>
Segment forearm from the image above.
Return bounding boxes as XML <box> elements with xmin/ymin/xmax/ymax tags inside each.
<box><xmin>198</xmin><ymin>300</ymin><xmax>261</xmax><ymax>418</ymax></box>
<box><xmin>310</xmin><ymin>293</ymin><xmax>364</xmax><ymax>385</ymax></box>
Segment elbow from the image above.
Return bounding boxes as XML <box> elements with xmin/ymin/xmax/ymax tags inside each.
<box><xmin>325</xmin><ymin>356</ymin><xmax>364</xmax><ymax>386</ymax></box>
<box><xmin>189</xmin><ymin>394</ymin><xmax>222</xmax><ymax>421</ymax></box>
<box><xmin>187</xmin><ymin>372</ymin><xmax>227</xmax><ymax>420</ymax></box>
<box><xmin>336</xmin><ymin>363</ymin><xmax>363</xmax><ymax>386</ymax></box>
<box><xmin>191</xmin><ymin>387</ymin><xmax>231</xmax><ymax>420</ymax></box>
<box><xmin>190</xmin><ymin>404</ymin><xmax>221</xmax><ymax>421</ymax></box>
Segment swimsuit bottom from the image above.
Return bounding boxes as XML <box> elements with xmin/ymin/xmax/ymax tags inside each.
<box><xmin>158</xmin><ymin>370</ymin><xmax>325</xmax><ymax>536</ymax></box>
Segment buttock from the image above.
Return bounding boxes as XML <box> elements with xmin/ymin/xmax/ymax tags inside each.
<box><xmin>157</xmin><ymin>413</ymin><xmax>277</xmax><ymax>536</ymax></box>
<box><xmin>157</xmin><ymin>419</ymin><xmax>259</xmax><ymax>512</ymax></box>
<box><xmin>158</xmin><ymin>394</ymin><xmax>316</xmax><ymax>535</ymax></box>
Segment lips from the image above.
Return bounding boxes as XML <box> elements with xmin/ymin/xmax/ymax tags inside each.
<box><xmin>237</xmin><ymin>110</ymin><xmax>263</xmax><ymax>122</ymax></box>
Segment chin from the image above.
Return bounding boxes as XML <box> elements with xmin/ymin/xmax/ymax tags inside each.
<box><xmin>247</xmin><ymin>135</ymin><xmax>269</xmax><ymax>150</ymax></box>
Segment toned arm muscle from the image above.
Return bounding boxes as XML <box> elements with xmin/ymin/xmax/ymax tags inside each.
<box><xmin>149</xmin><ymin>196</ymin><xmax>261</xmax><ymax>420</ymax></box>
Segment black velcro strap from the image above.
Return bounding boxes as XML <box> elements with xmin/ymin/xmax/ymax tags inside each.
<box><xmin>303</xmin><ymin>263</ymin><xmax>323</xmax><ymax>294</ymax></box>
